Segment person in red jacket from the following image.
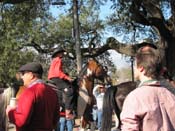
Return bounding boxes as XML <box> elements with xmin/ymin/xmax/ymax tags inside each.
<box><xmin>48</xmin><ymin>47</ymin><xmax>74</xmax><ymax>120</ymax></box>
<box><xmin>6</xmin><ymin>62</ymin><xmax>59</xmax><ymax>131</ymax></box>
<box><xmin>48</xmin><ymin>47</ymin><xmax>72</xmax><ymax>89</ymax></box>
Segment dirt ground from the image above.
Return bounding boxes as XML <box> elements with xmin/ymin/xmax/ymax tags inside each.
<box><xmin>8</xmin><ymin>116</ymin><xmax>118</xmax><ymax>131</ymax></box>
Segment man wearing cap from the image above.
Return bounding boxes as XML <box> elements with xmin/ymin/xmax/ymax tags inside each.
<box><xmin>6</xmin><ymin>62</ymin><xmax>59</xmax><ymax>131</ymax></box>
<box><xmin>48</xmin><ymin>47</ymin><xmax>74</xmax><ymax>121</ymax></box>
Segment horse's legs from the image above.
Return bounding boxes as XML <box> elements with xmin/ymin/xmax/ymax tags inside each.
<box><xmin>79</xmin><ymin>119</ymin><xmax>85</xmax><ymax>131</ymax></box>
<box><xmin>80</xmin><ymin>116</ymin><xmax>85</xmax><ymax>129</ymax></box>
<box><xmin>114</xmin><ymin>114</ymin><xmax>119</xmax><ymax>128</ymax></box>
<box><xmin>90</xmin><ymin>121</ymin><xmax>95</xmax><ymax>131</ymax></box>
<box><xmin>79</xmin><ymin>117</ymin><xmax>96</xmax><ymax>131</ymax></box>
<box><xmin>79</xmin><ymin>116</ymin><xmax>90</xmax><ymax>131</ymax></box>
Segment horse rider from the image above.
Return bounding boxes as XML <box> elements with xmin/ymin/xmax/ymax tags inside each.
<box><xmin>48</xmin><ymin>47</ymin><xmax>74</xmax><ymax>120</ymax></box>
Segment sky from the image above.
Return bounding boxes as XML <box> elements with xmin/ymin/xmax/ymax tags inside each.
<box><xmin>50</xmin><ymin>1</ymin><xmax>130</xmax><ymax>69</ymax></box>
<box><xmin>99</xmin><ymin>1</ymin><xmax>130</xmax><ymax>69</ymax></box>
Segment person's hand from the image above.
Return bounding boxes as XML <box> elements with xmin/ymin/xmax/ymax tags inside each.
<box><xmin>65</xmin><ymin>109</ymin><xmax>74</xmax><ymax>120</ymax></box>
<box><xmin>6</xmin><ymin>105</ymin><xmax>16</xmax><ymax>116</ymax></box>
<box><xmin>69</xmin><ymin>78</ymin><xmax>74</xmax><ymax>82</ymax></box>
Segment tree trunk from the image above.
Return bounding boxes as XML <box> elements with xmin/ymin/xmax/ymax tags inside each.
<box><xmin>73</xmin><ymin>0</ymin><xmax>82</xmax><ymax>74</ymax></box>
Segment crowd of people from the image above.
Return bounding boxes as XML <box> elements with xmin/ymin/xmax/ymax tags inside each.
<box><xmin>6</xmin><ymin>47</ymin><xmax>75</xmax><ymax>131</ymax></box>
<box><xmin>5</xmin><ymin>43</ymin><xmax>175</xmax><ymax>131</ymax></box>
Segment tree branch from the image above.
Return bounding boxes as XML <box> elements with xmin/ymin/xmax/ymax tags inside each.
<box><xmin>130</xmin><ymin>0</ymin><xmax>174</xmax><ymax>43</ymax></box>
<box><xmin>81</xmin><ymin>37</ymin><xmax>142</xmax><ymax>57</ymax></box>
<box><xmin>0</xmin><ymin>0</ymin><xmax>29</xmax><ymax>4</ymax></box>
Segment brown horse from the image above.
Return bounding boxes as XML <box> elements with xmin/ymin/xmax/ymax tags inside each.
<box><xmin>101</xmin><ymin>81</ymin><xmax>137</xmax><ymax>131</ymax></box>
<box><xmin>74</xmin><ymin>58</ymin><xmax>108</xmax><ymax>131</ymax></box>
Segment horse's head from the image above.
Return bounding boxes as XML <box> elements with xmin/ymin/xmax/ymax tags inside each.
<box><xmin>86</xmin><ymin>59</ymin><xmax>107</xmax><ymax>82</ymax></box>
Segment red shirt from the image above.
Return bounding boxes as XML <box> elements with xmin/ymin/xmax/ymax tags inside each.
<box><xmin>60</xmin><ymin>111</ymin><xmax>66</xmax><ymax>117</ymax></box>
<box><xmin>8</xmin><ymin>80</ymin><xmax>59</xmax><ymax>131</ymax></box>
<box><xmin>48</xmin><ymin>57</ymin><xmax>71</xmax><ymax>80</ymax></box>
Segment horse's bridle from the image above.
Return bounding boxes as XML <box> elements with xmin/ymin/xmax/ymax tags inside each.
<box><xmin>92</xmin><ymin>61</ymin><xmax>107</xmax><ymax>81</ymax></box>
<box><xmin>93</xmin><ymin>63</ymin><xmax>102</xmax><ymax>77</ymax></box>
<box><xmin>77</xmin><ymin>59</ymin><xmax>107</xmax><ymax>82</ymax></box>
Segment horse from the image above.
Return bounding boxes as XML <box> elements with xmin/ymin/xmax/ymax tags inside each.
<box><xmin>101</xmin><ymin>81</ymin><xmax>137</xmax><ymax>131</ymax></box>
<box><xmin>69</xmin><ymin>58</ymin><xmax>109</xmax><ymax>131</ymax></box>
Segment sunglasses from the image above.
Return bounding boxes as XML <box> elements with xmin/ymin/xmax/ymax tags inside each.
<box><xmin>20</xmin><ymin>71</ymin><xmax>30</xmax><ymax>76</ymax></box>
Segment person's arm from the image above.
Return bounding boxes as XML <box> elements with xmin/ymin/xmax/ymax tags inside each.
<box><xmin>7</xmin><ymin>89</ymin><xmax>34</xmax><ymax>127</ymax></box>
<box><xmin>53</xmin><ymin>99</ymin><xmax>60</xmax><ymax>128</ymax></box>
<box><xmin>93</xmin><ymin>85</ymin><xmax>100</xmax><ymax>97</ymax></box>
<box><xmin>57</xmin><ymin>58</ymin><xmax>72</xmax><ymax>81</ymax></box>
<box><xmin>48</xmin><ymin>57</ymin><xmax>72</xmax><ymax>81</ymax></box>
<box><xmin>120</xmin><ymin>93</ymin><xmax>141</xmax><ymax>131</ymax></box>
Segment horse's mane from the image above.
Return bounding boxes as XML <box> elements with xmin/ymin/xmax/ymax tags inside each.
<box><xmin>78</xmin><ymin>63</ymin><xmax>88</xmax><ymax>78</ymax></box>
<box><xmin>101</xmin><ymin>85</ymin><xmax>119</xmax><ymax>131</ymax></box>
<box><xmin>101</xmin><ymin>81</ymin><xmax>137</xmax><ymax>131</ymax></box>
<box><xmin>0</xmin><ymin>86</ymin><xmax>18</xmax><ymax>131</ymax></box>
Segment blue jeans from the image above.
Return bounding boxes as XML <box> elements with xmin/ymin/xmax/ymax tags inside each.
<box><xmin>92</xmin><ymin>108</ymin><xmax>97</xmax><ymax>121</ymax></box>
<box><xmin>57</xmin><ymin>117</ymin><xmax>73</xmax><ymax>131</ymax></box>
<box><xmin>97</xmin><ymin>110</ymin><xmax>103</xmax><ymax>130</ymax></box>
